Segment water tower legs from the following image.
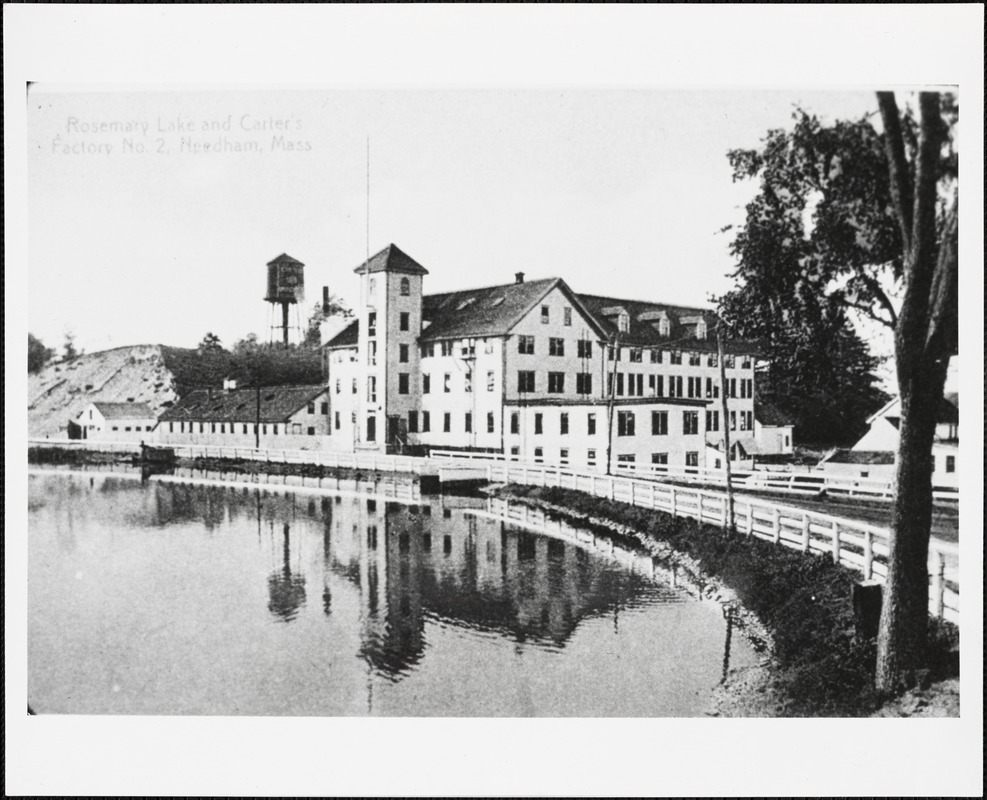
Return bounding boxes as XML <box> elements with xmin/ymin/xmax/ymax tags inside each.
<box><xmin>281</xmin><ymin>302</ymin><xmax>290</xmax><ymax>348</ymax></box>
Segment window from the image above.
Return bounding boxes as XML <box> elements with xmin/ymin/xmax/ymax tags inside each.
<box><xmin>607</xmin><ymin>345</ymin><xmax>616</xmax><ymax>362</ymax></box>
<box><xmin>534</xmin><ymin>413</ymin><xmax>543</xmax><ymax>435</ymax></box>
<box><xmin>629</xmin><ymin>348</ymin><xmax>643</xmax><ymax>363</ymax></box>
<box><xmin>443</xmin><ymin>413</ymin><xmax>451</xmax><ymax>433</ymax></box>
<box><xmin>560</xmin><ymin>448</ymin><xmax>569</xmax><ymax>463</ymax></box>
<box><xmin>687</xmin><ymin>377</ymin><xmax>701</xmax><ymax>398</ymax></box>
<box><xmin>368</xmin><ymin>278</ymin><xmax>376</xmax><ymax>294</ymax></box>
<box><xmin>368</xmin><ymin>376</ymin><xmax>377</xmax><ymax>402</ymax></box>
<box><xmin>487</xmin><ymin>412</ymin><xmax>495</xmax><ymax>433</ymax></box>
<box><xmin>210</xmin><ymin>424</ymin><xmax>215</xmax><ymax>433</ymax></box>
<box><xmin>577</xmin><ymin>339</ymin><xmax>593</xmax><ymax>359</ymax></box>
<box><xmin>587</xmin><ymin>413</ymin><xmax>597</xmax><ymax>435</ymax></box>
<box><xmin>510</xmin><ymin>447</ymin><xmax>520</xmax><ymax>456</ymax></box>
<box><xmin>399</xmin><ymin>344</ymin><xmax>409</xmax><ymax>363</ymax></box>
<box><xmin>464</xmin><ymin>372</ymin><xmax>472</xmax><ymax>393</ymax></box>
<box><xmin>484</xmin><ymin>339</ymin><xmax>494</xmax><ymax>354</ymax></box>
<box><xmin>670</xmin><ymin>350</ymin><xmax>682</xmax><ymax>365</ymax></box>
<box><xmin>465</xmin><ymin>413</ymin><xmax>472</xmax><ymax>433</ymax></box>
<box><xmin>618</xmin><ymin>312</ymin><xmax>629</xmax><ymax>333</ymax></box>
<box><xmin>423</xmin><ymin>374</ymin><xmax>431</xmax><ymax>394</ymax></box>
<box><xmin>652</xmin><ymin>411</ymin><xmax>668</xmax><ymax>435</ymax></box>
<box><xmin>421</xmin><ymin>342</ymin><xmax>434</xmax><ymax>358</ymax></box>
<box><xmin>368</xmin><ymin>340</ymin><xmax>378</xmax><ymax>365</ymax></box>
<box><xmin>706</xmin><ymin>410</ymin><xmax>720</xmax><ymax>432</ymax></box>
<box><xmin>548</xmin><ymin>372</ymin><xmax>565</xmax><ymax>393</ymax></box>
<box><xmin>652</xmin><ymin>452</ymin><xmax>668</xmax><ymax>465</ymax></box>
<box><xmin>368</xmin><ymin>312</ymin><xmax>377</xmax><ymax>337</ymax></box>
<box><xmin>616</xmin><ymin>373</ymin><xmax>625</xmax><ymax>396</ymax></box>
<box><xmin>617</xmin><ymin>454</ymin><xmax>636</xmax><ymax>465</ymax></box>
<box><xmin>461</xmin><ymin>340</ymin><xmax>475</xmax><ymax>358</ymax></box>
<box><xmin>540</xmin><ymin>305</ymin><xmax>549</xmax><ymax>324</ymax></box>
<box><xmin>440</xmin><ymin>341</ymin><xmax>454</xmax><ymax>357</ymax></box>
<box><xmin>707</xmin><ymin>354</ymin><xmax>718</xmax><ymax>368</ymax></box>
<box><xmin>487</xmin><ymin>370</ymin><xmax>495</xmax><ymax>391</ymax></box>
<box><xmin>946</xmin><ymin>455</ymin><xmax>955</xmax><ymax>473</ymax></box>
<box><xmin>739</xmin><ymin>410</ymin><xmax>748</xmax><ymax>431</ymax></box>
<box><xmin>668</xmin><ymin>375</ymin><xmax>683</xmax><ymax>398</ymax></box>
<box><xmin>685</xmin><ymin>452</ymin><xmax>700</xmax><ymax>467</ymax></box>
<box><xmin>422</xmin><ymin>411</ymin><xmax>431</xmax><ymax>432</ymax></box>
<box><xmin>549</xmin><ymin>337</ymin><xmax>565</xmax><ymax>356</ymax></box>
<box><xmin>650</xmin><ymin>349</ymin><xmax>663</xmax><ymax>364</ymax></box>
<box><xmin>366</xmin><ymin>415</ymin><xmax>376</xmax><ymax>442</ymax></box>
<box><xmin>563</xmin><ymin>307</ymin><xmax>572</xmax><ymax>326</ymax></box>
<box><xmin>617</xmin><ymin>411</ymin><xmax>635</xmax><ymax>436</ymax></box>
<box><xmin>518</xmin><ymin>335</ymin><xmax>535</xmax><ymax>354</ymax></box>
<box><xmin>725</xmin><ymin>355</ymin><xmax>736</xmax><ymax>369</ymax></box>
<box><xmin>689</xmin><ymin>352</ymin><xmax>701</xmax><ymax>366</ymax></box>
<box><xmin>399</xmin><ymin>312</ymin><xmax>410</xmax><ymax>331</ymax></box>
<box><xmin>576</xmin><ymin>372</ymin><xmax>592</xmax><ymax>395</ymax></box>
<box><xmin>200</xmin><ymin>423</ymin><xmax>205</xmax><ymax>433</ymax></box>
<box><xmin>741</xmin><ymin>357</ymin><xmax>752</xmax><ymax>369</ymax></box>
<box><xmin>587</xmin><ymin>449</ymin><xmax>597</xmax><ymax>465</ymax></box>
<box><xmin>321</xmin><ymin>402</ymin><xmax>329</xmax><ymax>415</ymax></box>
<box><xmin>307</xmin><ymin>427</ymin><xmax>316</xmax><ymax>436</ymax></box>
<box><xmin>511</xmin><ymin>412</ymin><xmax>520</xmax><ymax>434</ymax></box>
<box><xmin>560</xmin><ymin>412</ymin><xmax>569</xmax><ymax>435</ymax></box>
<box><xmin>112</xmin><ymin>426</ymin><xmax>119</xmax><ymax>431</ymax></box>
<box><xmin>400</xmin><ymin>277</ymin><xmax>410</xmax><ymax>296</ymax></box>
<box><xmin>730</xmin><ymin>411</ymin><xmax>737</xmax><ymax>431</ymax></box>
<box><xmin>261</xmin><ymin>424</ymin><xmax>267</xmax><ymax>435</ymax></box>
<box><xmin>683</xmin><ymin>411</ymin><xmax>700</xmax><ymax>435</ymax></box>
<box><xmin>271</xmin><ymin>424</ymin><xmax>277</xmax><ymax>435</ymax></box>
<box><xmin>220</xmin><ymin>424</ymin><xmax>226</xmax><ymax>434</ymax></box>
<box><xmin>534</xmin><ymin>447</ymin><xmax>544</xmax><ymax>462</ymax></box>
<box><xmin>655</xmin><ymin>375</ymin><xmax>665</xmax><ymax>397</ymax></box>
<box><xmin>408</xmin><ymin>411</ymin><xmax>418</xmax><ymax>433</ymax></box>
<box><xmin>336</xmin><ymin>379</ymin><xmax>342</xmax><ymax>394</ymax></box>
<box><xmin>168</xmin><ymin>422</ymin><xmax>174</xmax><ymax>433</ymax></box>
<box><xmin>444</xmin><ymin>373</ymin><xmax>451</xmax><ymax>393</ymax></box>
<box><xmin>352</xmin><ymin>378</ymin><xmax>357</xmax><ymax>394</ymax></box>
<box><xmin>398</xmin><ymin>373</ymin><xmax>410</xmax><ymax>394</ymax></box>
<box><xmin>517</xmin><ymin>370</ymin><xmax>535</xmax><ymax>392</ymax></box>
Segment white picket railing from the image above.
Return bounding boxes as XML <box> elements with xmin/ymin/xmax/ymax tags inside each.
<box><xmin>429</xmin><ymin>449</ymin><xmax>959</xmax><ymax>503</ymax></box>
<box><xmin>466</xmin><ymin>458</ymin><xmax>959</xmax><ymax>624</ymax></box>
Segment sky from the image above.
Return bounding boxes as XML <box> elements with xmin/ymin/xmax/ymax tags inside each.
<box><xmin>27</xmin><ymin>87</ymin><xmax>888</xmax><ymax>354</ymax></box>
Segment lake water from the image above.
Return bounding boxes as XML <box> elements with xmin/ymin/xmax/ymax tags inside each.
<box><xmin>27</xmin><ymin>468</ymin><xmax>755</xmax><ymax>716</ymax></box>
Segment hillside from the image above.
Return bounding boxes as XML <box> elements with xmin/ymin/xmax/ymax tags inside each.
<box><xmin>28</xmin><ymin>344</ymin><xmax>325</xmax><ymax>438</ymax></box>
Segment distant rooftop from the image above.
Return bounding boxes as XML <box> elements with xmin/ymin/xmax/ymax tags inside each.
<box><xmin>92</xmin><ymin>401</ymin><xmax>155</xmax><ymax>419</ymax></box>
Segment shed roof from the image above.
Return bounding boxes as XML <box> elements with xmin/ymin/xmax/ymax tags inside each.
<box><xmin>158</xmin><ymin>385</ymin><xmax>327</xmax><ymax>424</ymax></box>
<box><xmin>92</xmin><ymin>401</ymin><xmax>155</xmax><ymax>419</ymax></box>
<box><xmin>324</xmin><ymin>319</ymin><xmax>359</xmax><ymax>349</ymax></box>
<box><xmin>267</xmin><ymin>253</ymin><xmax>304</xmax><ymax>266</ymax></box>
<box><xmin>826</xmin><ymin>449</ymin><xmax>896</xmax><ymax>465</ymax></box>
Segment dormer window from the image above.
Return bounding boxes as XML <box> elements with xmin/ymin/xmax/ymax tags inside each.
<box><xmin>696</xmin><ymin>321</ymin><xmax>707</xmax><ymax>340</ymax></box>
<box><xmin>489</xmin><ymin>296</ymin><xmax>505</xmax><ymax>308</ymax></box>
<box><xmin>456</xmin><ymin>297</ymin><xmax>477</xmax><ymax>311</ymax></box>
<box><xmin>618</xmin><ymin>311</ymin><xmax>629</xmax><ymax>334</ymax></box>
<box><xmin>658</xmin><ymin>318</ymin><xmax>670</xmax><ymax>336</ymax></box>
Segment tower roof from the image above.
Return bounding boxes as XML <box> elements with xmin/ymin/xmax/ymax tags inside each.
<box><xmin>267</xmin><ymin>253</ymin><xmax>305</xmax><ymax>267</ymax></box>
<box><xmin>353</xmin><ymin>244</ymin><xmax>429</xmax><ymax>276</ymax></box>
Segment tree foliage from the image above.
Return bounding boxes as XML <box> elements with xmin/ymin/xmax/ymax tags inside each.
<box><xmin>720</xmin><ymin>93</ymin><xmax>959</xmax><ymax>692</ymax></box>
<box><xmin>28</xmin><ymin>333</ymin><xmax>55</xmax><ymax>373</ymax></box>
<box><xmin>302</xmin><ymin>294</ymin><xmax>352</xmax><ymax>348</ymax></box>
<box><xmin>197</xmin><ymin>332</ymin><xmax>225</xmax><ymax>353</ymax></box>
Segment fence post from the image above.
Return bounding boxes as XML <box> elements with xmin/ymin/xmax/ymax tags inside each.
<box><xmin>773</xmin><ymin>506</ymin><xmax>781</xmax><ymax>544</ymax></box>
<box><xmin>832</xmin><ymin>521</ymin><xmax>841</xmax><ymax>564</ymax></box>
<box><xmin>630</xmin><ymin>481</ymin><xmax>636</xmax><ymax>506</ymax></box>
<box><xmin>932</xmin><ymin>551</ymin><xmax>946</xmax><ymax>619</ymax></box>
<box><xmin>650</xmin><ymin>482</ymin><xmax>656</xmax><ymax>509</ymax></box>
<box><xmin>801</xmin><ymin>513</ymin><xmax>810</xmax><ymax>552</ymax></box>
<box><xmin>721</xmin><ymin>495</ymin><xmax>728</xmax><ymax>528</ymax></box>
<box><xmin>609</xmin><ymin>476</ymin><xmax>615</xmax><ymax>501</ymax></box>
<box><xmin>669</xmin><ymin>485</ymin><xmax>676</xmax><ymax>517</ymax></box>
<box><xmin>863</xmin><ymin>530</ymin><xmax>873</xmax><ymax>580</ymax></box>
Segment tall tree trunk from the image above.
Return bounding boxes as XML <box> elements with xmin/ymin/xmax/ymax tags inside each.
<box><xmin>875</xmin><ymin>358</ymin><xmax>948</xmax><ymax>690</ymax></box>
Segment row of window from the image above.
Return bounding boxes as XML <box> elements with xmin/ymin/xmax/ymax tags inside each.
<box><xmin>606</xmin><ymin>373</ymin><xmax>755</xmax><ymax>400</ymax></box>
<box><xmin>515</xmin><ymin>336</ymin><xmax>594</xmax><ymax>358</ymax></box>
<box><xmin>608</xmin><ymin>347</ymin><xmax>752</xmax><ymax>369</ymax></box>
<box><xmin>367</xmin><ymin>310</ymin><xmax>412</xmax><ymax>338</ymax></box>
<box><xmin>109</xmin><ymin>425</ymin><xmax>153</xmax><ymax>432</ymax></box>
<box><xmin>512</xmin><ymin>447</ymin><xmax>701</xmax><ymax>468</ymax></box>
<box><xmin>167</xmin><ymin>421</ymin><xmax>317</xmax><ymax>435</ymax></box>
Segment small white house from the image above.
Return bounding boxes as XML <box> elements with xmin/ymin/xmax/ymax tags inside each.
<box><xmin>819</xmin><ymin>393</ymin><xmax>959</xmax><ymax>488</ymax></box>
<box><xmin>74</xmin><ymin>401</ymin><xmax>158</xmax><ymax>441</ymax></box>
<box><xmin>754</xmin><ymin>400</ymin><xmax>795</xmax><ymax>455</ymax></box>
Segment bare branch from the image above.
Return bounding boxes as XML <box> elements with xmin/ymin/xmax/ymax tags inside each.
<box><xmin>843</xmin><ymin>298</ymin><xmax>897</xmax><ymax>330</ymax></box>
<box><xmin>876</xmin><ymin>92</ymin><xmax>913</xmax><ymax>255</ymax></box>
<box><xmin>856</xmin><ymin>271</ymin><xmax>900</xmax><ymax>328</ymax></box>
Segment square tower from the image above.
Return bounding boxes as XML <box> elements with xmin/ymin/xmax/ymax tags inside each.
<box><xmin>354</xmin><ymin>244</ymin><xmax>428</xmax><ymax>452</ymax></box>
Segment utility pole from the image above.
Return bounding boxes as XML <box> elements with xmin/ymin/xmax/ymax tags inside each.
<box><xmin>256</xmin><ymin>383</ymin><xmax>261</xmax><ymax>449</ymax></box>
<box><xmin>717</xmin><ymin>321</ymin><xmax>735</xmax><ymax>532</ymax></box>
<box><xmin>605</xmin><ymin>333</ymin><xmax>620</xmax><ymax>475</ymax></box>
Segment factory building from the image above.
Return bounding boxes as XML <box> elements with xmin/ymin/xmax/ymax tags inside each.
<box><xmin>324</xmin><ymin>244</ymin><xmax>762</xmax><ymax>471</ymax></box>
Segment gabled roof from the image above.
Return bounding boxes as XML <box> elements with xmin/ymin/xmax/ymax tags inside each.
<box><xmin>267</xmin><ymin>253</ymin><xmax>304</xmax><ymax>266</ymax></box>
<box><xmin>755</xmin><ymin>399</ymin><xmax>795</xmax><ymax>427</ymax></box>
<box><xmin>866</xmin><ymin>394</ymin><xmax>959</xmax><ymax>427</ymax></box>
<box><xmin>158</xmin><ymin>385</ymin><xmax>327</xmax><ymax>424</ymax></box>
<box><xmin>91</xmin><ymin>401</ymin><xmax>155</xmax><ymax>419</ymax></box>
<box><xmin>324</xmin><ymin>319</ymin><xmax>359</xmax><ymax>349</ymax></box>
<box><xmin>420</xmin><ymin>277</ymin><xmax>609</xmax><ymax>342</ymax></box>
<box><xmin>826</xmin><ymin>449</ymin><xmax>896</xmax><ymax>465</ymax></box>
<box><xmin>353</xmin><ymin>244</ymin><xmax>429</xmax><ymax>276</ymax></box>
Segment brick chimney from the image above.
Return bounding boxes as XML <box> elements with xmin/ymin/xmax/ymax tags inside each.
<box><xmin>515</xmin><ymin>271</ymin><xmax>525</xmax><ymax>284</ymax></box>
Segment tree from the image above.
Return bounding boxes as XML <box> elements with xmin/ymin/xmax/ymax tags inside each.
<box><xmin>302</xmin><ymin>294</ymin><xmax>352</xmax><ymax>349</ymax></box>
<box><xmin>28</xmin><ymin>333</ymin><xmax>54</xmax><ymax>373</ymax></box>
<box><xmin>720</xmin><ymin>92</ymin><xmax>957</xmax><ymax>692</ymax></box>
<box><xmin>197</xmin><ymin>332</ymin><xmax>225</xmax><ymax>353</ymax></box>
<box><xmin>63</xmin><ymin>331</ymin><xmax>79</xmax><ymax>360</ymax></box>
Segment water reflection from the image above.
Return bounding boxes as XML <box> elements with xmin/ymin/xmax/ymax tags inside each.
<box><xmin>28</xmin><ymin>469</ymin><xmax>755</xmax><ymax>716</ymax></box>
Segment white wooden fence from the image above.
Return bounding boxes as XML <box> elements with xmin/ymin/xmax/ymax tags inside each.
<box><xmin>430</xmin><ymin>449</ymin><xmax>959</xmax><ymax>503</ymax></box>
<box><xmin>460</xmin><ymin>458</ymin><xmax>959</xmax><ymax>624</ymax></box>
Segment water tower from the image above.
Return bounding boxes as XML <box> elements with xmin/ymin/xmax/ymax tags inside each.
<box><xmin>265</xmin><ymin>253</ymin><xmax>305</xmax><ymax>346</ymax></box>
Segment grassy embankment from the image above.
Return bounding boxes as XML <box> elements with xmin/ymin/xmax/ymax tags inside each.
<box><xmin>491</xmin><ymin>483</ymin><xmax>959</xmax><ymax>717</ymax></box>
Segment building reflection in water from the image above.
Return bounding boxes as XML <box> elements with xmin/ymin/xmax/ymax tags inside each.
<box><xmin>267</xmin><ymin>523</ymin><xmax>307</xmax><ymax>623</ymax></box>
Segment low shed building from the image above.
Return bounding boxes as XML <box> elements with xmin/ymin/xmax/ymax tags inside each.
<box><xmin>74</xmin><ymin>401</ymin><xmax>158</xmax><ymax>441</ymax></box>
<box><xmin>156</xmin><ymin>385</ymin><xmax>331</xmax><ymax>451</ymax></box>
